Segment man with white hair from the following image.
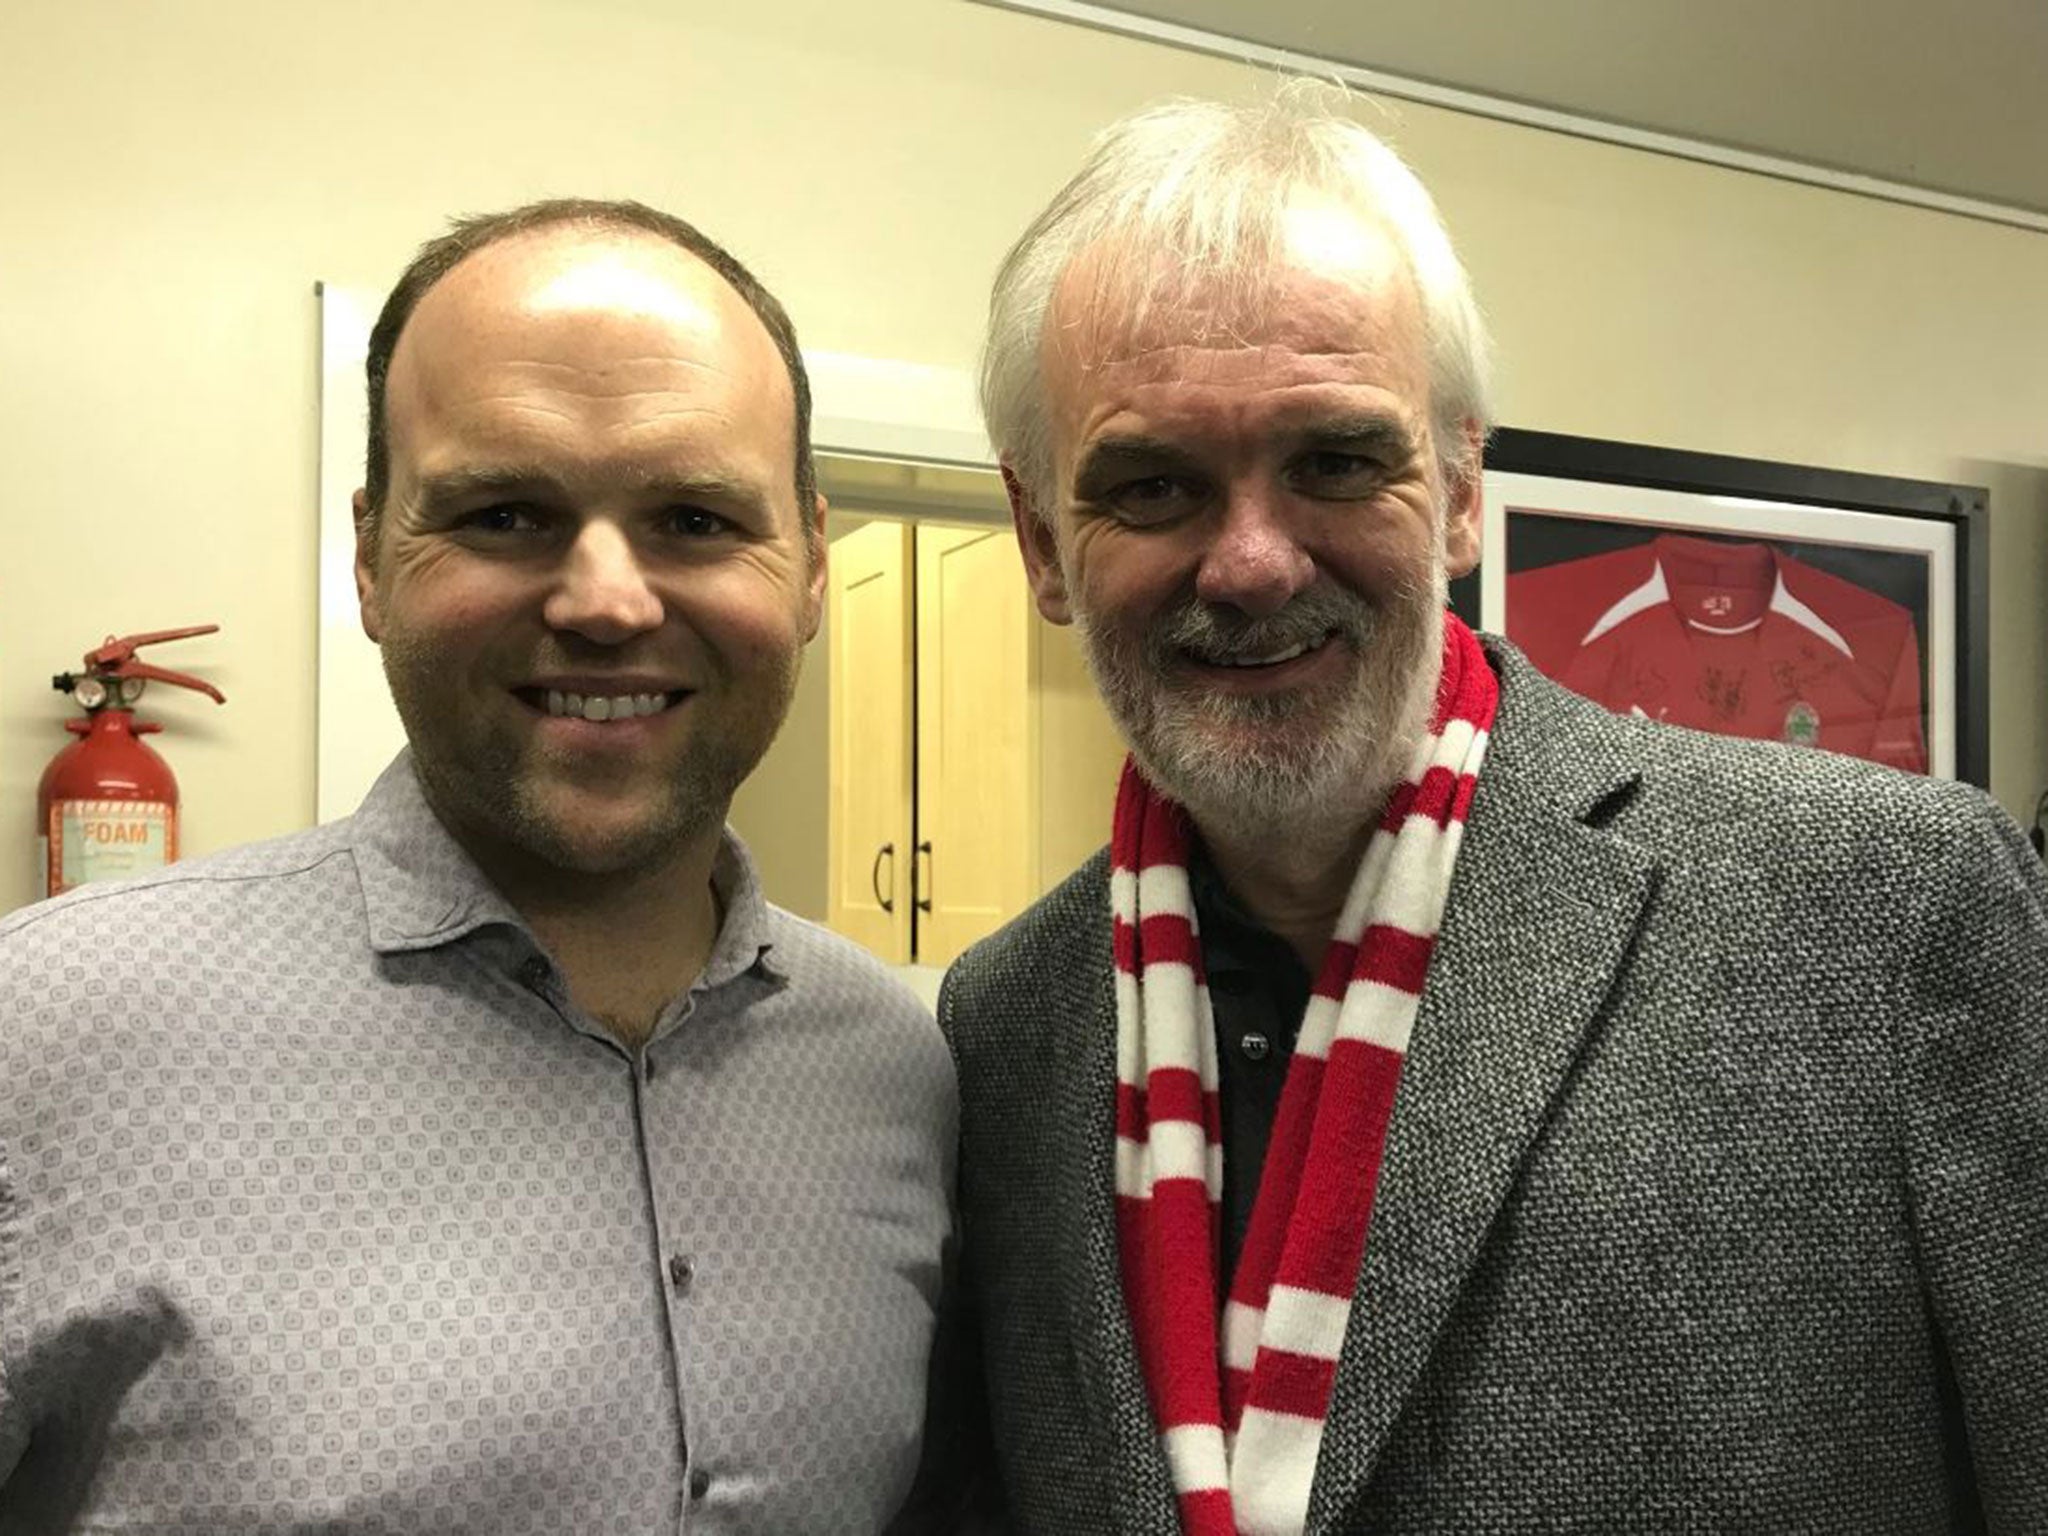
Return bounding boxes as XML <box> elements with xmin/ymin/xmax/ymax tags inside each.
<box><xmin>937</xmin><ymin>96</ymin><xmax>2048</xmax><ymax>1533</ymax></box>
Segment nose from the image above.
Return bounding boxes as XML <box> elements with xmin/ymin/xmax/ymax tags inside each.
<box><xmin>1192</xmin><ymin>486</ymin><xmax>1315</xmax><ymax>619</ymax></box>
<box><xmin>543</xmin><ymin>521</ymin><xmax>664</xmax><ymax>643</ymax></box>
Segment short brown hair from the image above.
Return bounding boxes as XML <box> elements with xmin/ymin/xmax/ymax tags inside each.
<box><xmin>362</xmin><ymin>198</ymin><xmax>815</xmax><ymax>534</ymax></box>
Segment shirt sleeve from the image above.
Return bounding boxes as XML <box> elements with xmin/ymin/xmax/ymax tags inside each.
<box><xmin>880</xmin><ymin>1216</ymin><xmax>1010</xmax><ymax>1536</ymax></box>
<box><xmin>0</xmin><ymin>1134</ymin><xmax>26</xmax><ymax>1487</ymax></box>
<box><xmin>1895</xmin><ymin>795</ymin><xmax>2048</xmax><ymax>1528</ymax></box>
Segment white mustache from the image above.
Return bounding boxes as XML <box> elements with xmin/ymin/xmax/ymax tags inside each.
<box><xmin>1150</xmin><ymin>590</ymin><xmax>1374</xmax><ymax>665</ymax></box>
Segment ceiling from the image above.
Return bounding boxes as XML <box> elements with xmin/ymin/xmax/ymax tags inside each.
<box><xmin>991</xmin><ymin>0</ymin><xmax>2048</xmax><ymax>226</ymax></box>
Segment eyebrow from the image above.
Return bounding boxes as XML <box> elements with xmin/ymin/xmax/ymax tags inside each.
<box><xmin>413</xmin><ymin>465</ymin><xmax>756</xmax><ymax>511</ymax></box>
<box><xmin>1072</xmin><ymin>414</ymin><xmax>1421</xmax><ymax>488</ymax></box>
<box><xmin>1290</xmin><ymin>413</ymin><xmax>1420</xmax><ymax>461</ymax></box>
<box><xmin>1071</xmin><ymin>436</ymin><xmax>1205</xmax><ymax>488</ymax></box>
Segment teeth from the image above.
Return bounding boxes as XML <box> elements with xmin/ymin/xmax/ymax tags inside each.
<box><xmin>1209</xmin><ymin>639</ymin><xmax>1312</xmax><ymax>668</ymax></box>
<box><xmin>543</xmin><ymin>690</ymin><xmax>673</xmax><ymax>721</ymax></box>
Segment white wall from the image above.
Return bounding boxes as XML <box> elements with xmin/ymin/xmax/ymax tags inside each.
<box><xmin>4</xmin><ymin>0</ymin><xmax>2045</xmax><ymax>915</ymax></box>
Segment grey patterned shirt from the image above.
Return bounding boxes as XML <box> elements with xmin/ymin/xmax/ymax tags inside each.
<box><xmin>0</xmin><ymin>754</ymin><xmax>956</xmax><ymax>1535</ymax></box>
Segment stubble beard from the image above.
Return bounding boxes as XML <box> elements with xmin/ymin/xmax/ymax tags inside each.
<box><xmin>380</xmin><ymin>635</ymin><xmax>800</xmax><ymax>882</ymax></box>
<box><xmin>1071</xmin><ymin>562</ymin><xmax>1447</xmax><ymax>842</ymax></box>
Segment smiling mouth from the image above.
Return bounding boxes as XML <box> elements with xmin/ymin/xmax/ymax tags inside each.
<box><xmin>1182</xmin><ymin>630</ymin><xmax>1337</xmax><ymax>669</ymax></box>
<box><xmin>515</xmin><ymin>688</ymin><xmax>688</xmax><ymax>722</ymax></box>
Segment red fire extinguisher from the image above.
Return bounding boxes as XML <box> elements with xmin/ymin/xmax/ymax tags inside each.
<box><xmin>38</xmin><ymin>625</ymin><xmax>226</xmax><ymax>900</ymax></box>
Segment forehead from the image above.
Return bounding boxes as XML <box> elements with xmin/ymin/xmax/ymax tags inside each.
<box><xmin>386</xmin><ymin>226</ymin><xmax>792</xmax><ymax>442</ymax></box>
<box><xmin>1041</xmin><ymin>201</ymin><xmax>1428</xmax><ymax>417</ymax></box>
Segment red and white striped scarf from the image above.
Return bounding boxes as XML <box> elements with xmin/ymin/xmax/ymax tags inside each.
<box><xmin>1112</xmin><ymin>614</ymin><xmax>1498</xmax><ymax>1536</ymax></box>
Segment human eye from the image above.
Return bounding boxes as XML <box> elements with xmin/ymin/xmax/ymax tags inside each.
<box><xmin>1290</xmin><ymin>450</ymin><xmax>1384</xmax><ymax>498</ymax></box>
<box><xmin>1103</xmin><ymin>474</ymin><xmax>1203</xmax><ymax>526</ymax></box>
<box><xmin>664</xmin><ymin>505</ymin><xmax>734</xmax><ymax>538</ymax></box>
<box><xmin>457</xmin><ymin>502</ymin><xmax>545</xmax><ymax>535</ymax></box>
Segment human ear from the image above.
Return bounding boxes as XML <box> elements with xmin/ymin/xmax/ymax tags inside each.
<box><xmin>801</xmin><ymin>493</ymin><xmax>829</xmax><ymax>644</ymax></box>
<box><xmin>1442</xmin><ymin>421</ymin><xmax>1485</xmax><ymax>579</ymax></box>
<box><xmin>353</xmin><ymin>489</ymin><xmax>385</xmax><ymax>643</ymax></box>
<box><xmin>1003</xmin><ymin>465</ymin><xmax>1072</xmax><ymax>626</ymax></box>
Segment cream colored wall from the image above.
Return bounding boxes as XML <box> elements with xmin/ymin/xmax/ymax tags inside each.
<box><xmin>5</xmin><ymin>0</ymin><xmax>2046</xmax><ymax>917</ymax></box>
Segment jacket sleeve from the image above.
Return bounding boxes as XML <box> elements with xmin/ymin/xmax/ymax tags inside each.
<box><xmin>1895</xmin><ymin>795</ymin><xmax>2048</xmax><ymax>1528</ymax></box>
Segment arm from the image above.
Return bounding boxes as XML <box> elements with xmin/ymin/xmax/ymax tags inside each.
<box><xmin>884</xmin><ymin>965</ymin><xmax>1008</xmax><ymax>1536</ymax></box>
<box><xmin>1896</xmin><ymin>796</ymin><xmax>2048</xmax><ymax>1528</ymax></box>
<box><xmin>0</xmin><ymin>1175</ymin><xmax>22</xmax><ymax>1492</ymax></box>
<box><xmin>882</xmin><ymin>1221</ymin><xmax>1008</xmax><ymax>1535</ymax></box>
<box><xmin>1</xmin><ymin>1028</ymin><xmax>28</xmax><ymax>1490</ymax></box>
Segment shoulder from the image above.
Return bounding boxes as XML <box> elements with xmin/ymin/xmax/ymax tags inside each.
<box><xmin>1625</xmin><ymin>712</ymin><xmax>2007</xmax><ymax>884</ymax></box>
<box><xmin>940</xmin><ymin>850</ymin><xmax>1110</xmax><ymax>1042</ymax></box>
<box><xmin>1486</xmin><ymin>636</ymin><xmax>2006</xmax><ymax>881</ymax></box>
<box><xmin>0</xmin><ymin>821</ymin><xmax>357</xmax><ymax>950</ymax></box>
<box><xmin>758</xmin><ymin>904</ymin><xmax>941</xmax><ymax>1029</ymax></box>
<box><xmin>752</xmin><ymin>906</ymin><xmax>957</xmax><ymax>1116</ymax></box>
<box><xmin>0</xmin><ymin>822</ymin><xmax>360</xmax><ymax>1037</ymax></box>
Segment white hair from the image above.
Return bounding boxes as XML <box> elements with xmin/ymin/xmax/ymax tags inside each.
<box><xmin>980</xmin><ymin>89</ymin><xmax>1493</xmax><ymax>514</ymax></box>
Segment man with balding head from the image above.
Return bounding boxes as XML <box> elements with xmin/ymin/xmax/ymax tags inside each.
<box><xmin>939</xmin><ymin>98</ymin><xmax>2048</xmax><ymax>1533</ymax></box>
<box><xmin>0</xmin><ymin>201</ymin><xmax>953</xmax><ymax>1533</ymax></box>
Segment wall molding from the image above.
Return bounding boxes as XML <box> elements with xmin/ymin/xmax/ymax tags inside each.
<box><xmin>973</xmin><ymin>0</ymin><xmax>2048</xmax><ymax>237</ymax></box>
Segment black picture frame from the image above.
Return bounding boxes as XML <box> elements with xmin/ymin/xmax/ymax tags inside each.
<box><xmin>1454</xmin><ymin>428</ymin><xmax>1989</xmax><ymax>787</ymax></box>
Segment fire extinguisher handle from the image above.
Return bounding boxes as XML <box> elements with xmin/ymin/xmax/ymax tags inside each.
<box><xmin>108</xmin><ymin>659</ymin><xmax>227</xmax><ymax>705</ymax></box>
<box><xmin>83</xmin><ymin>624</ymin><xmax>220</xmax><ymax>666</ymax></box>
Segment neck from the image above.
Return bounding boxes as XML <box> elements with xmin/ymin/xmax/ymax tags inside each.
<box><xmin>1196</xmin><ymin>814</ymin><xmax>1376</xmax><ymax>975</ymax></box>
<box><xmin>479</xmin><ymin>830</ymin><xmax>726</xmax><ymax>1051</ymax></box>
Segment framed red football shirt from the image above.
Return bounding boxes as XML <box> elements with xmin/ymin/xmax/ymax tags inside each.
<box><xmin>1508</xmin><ymin>533</ymin><xmax>1928</xmax><ymax>773</ymax></box>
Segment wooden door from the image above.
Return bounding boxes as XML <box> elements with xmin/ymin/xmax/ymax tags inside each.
<box><xmin>914</xmin><ymin>523</ymin><xmax>1037</xmax><ymax>966</ymax></box>
<box><xmin>1035</xmin><ymin>617</ymin><xmax>1127</xmax><ymax>881</ymax></box>
<box><xmin>827</xmin><ymin>521</ymin><xmax>914</xmax><ymax>963</ymax></box>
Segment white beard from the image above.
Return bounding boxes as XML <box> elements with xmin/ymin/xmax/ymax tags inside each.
<box><xmin>1069</xmin><ymin>553</ymin><xmax>1447</xmax><ymax>841</ymax></box>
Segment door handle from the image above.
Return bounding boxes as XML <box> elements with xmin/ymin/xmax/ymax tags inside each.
<box><xmin>870</xmin><ymin>842</ymin><xmax>895</xmax><ymax>913</ymax></box>
<box><xmin>913</xmin><ymin>840</ymin><xmax>934</xmax><ymax>914</ymax></box>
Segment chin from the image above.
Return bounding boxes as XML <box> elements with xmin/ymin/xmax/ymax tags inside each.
<box><xmin>1134</xmin><ymin>705</ymin><xmax>1419</xmax><ymax>832</ymax></box>
<box><xmin>519</xmin><ymin>829</ymin><xmax>694</xmax><ymax>882</ymax></box>
<box><xmin>504</xmin><ymin>793</ymin><xmax>717</xmax><ymax>879</ymax></box>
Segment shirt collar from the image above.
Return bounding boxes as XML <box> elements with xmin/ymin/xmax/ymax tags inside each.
<box><xmin>702</xmin><ymin>829</ymin><xmax>783</xmax><ymax>986</ymax></box>
<box><xmin>350</xmin><ymin>753</ymin><xmax>529</xmax><ymax>953</ymax></box>
<box><xmin>349</xmin><ymin>751</ymin><xmax>782</xmax><ymax>984</ymax></box>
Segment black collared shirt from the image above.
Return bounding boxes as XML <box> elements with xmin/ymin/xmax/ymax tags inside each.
<box><xmin>1189</xmin><ymin>839</ymin><xmax>1313</xmax><ymax>1289</ymax></box>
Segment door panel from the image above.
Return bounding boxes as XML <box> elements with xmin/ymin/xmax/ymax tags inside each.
<box><xmin>827</xmin><ymin>521</ymin><xmax>914</xmax><ymax>963</ymax></box>
<box><xmin>1036</xmin><ymin>617</ymin><xmax>1125</xmax><ymax>880</ymax></box>
<box><xmin>915</xmin><ymin>524</ymin><xmax>1036</xmax><ymax>967</ymax></box>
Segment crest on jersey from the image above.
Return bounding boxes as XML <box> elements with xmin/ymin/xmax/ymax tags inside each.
<box><xmin>1784</xmin><ymin>700</ymin><xmax>1820</xmax><ymax>747</ymax></box>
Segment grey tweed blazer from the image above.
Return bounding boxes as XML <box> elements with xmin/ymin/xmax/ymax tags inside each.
<box><xmin>936</xmin><ymin>640</ymin><xmax>2048</xmax><ymax>1535</ymax></box>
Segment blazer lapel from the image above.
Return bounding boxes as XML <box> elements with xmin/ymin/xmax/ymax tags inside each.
<box><xmin>1053</xmin><ymin>877</ymin><xmax>1181</xmax><ymax>1534</ymax></box>
<box><xmin>1307</xmin><ymin>650</ymin><xmax>1664</xmax><ymax>1532</ymax></box>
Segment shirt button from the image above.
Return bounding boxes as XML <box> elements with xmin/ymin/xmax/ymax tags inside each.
<box><xmin>689</xmin><ymin>1468</ymin><xmax>711</xmax><ymax>1500</ymax></box>
<box><xmin>668</xmin><ymin>1254</ymin><xmax>694</xmax><ymax>1290</ymax></box>
<box><xmin>1238</xmin><ymin>1030</ymin><xmax>1272</xmax><ymax>1062</ymax></box>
